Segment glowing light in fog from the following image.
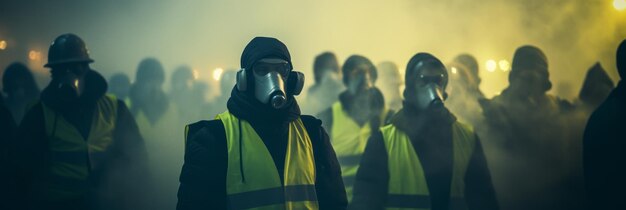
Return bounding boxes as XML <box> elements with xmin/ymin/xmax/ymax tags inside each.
<box><xmin>0</xmin><ymin>40</ymin><xmax>6</xmax><ymax>50</ymax></box>
<box><xmin>615</xmin><ymin>0</ymin><xmax>626</xmax><ymax>11</ymax></box>
<box><xmin>486</xmin><ymin>60</ymin><xmax>497</xmax><ymax>72</ymax></box>
<box><xmin>499</xmin><ymin>60</ymin><xmax>510</xmax><ymax>71</ymax></box>
<box><xmin>74</xmin><ymin>79</ymin><xmax>79</xmax><ymax>88</ymax></box>
<box><xmin>28</xmin><ymin>50</ymin><xmax>42</xmax><ymax>61</ymax></box>
<box><xmin>213</xmin><ymin>68</ymin><xmax>224</xmax><ymax>81</ymax></box>
<box><xmin>451</xmin><ymin>67</ymin><xmax>458</xmax><ymax>74</ymax></box>
<box><xmin>192</xmin><ymin>69</ymin><xmax>200</xmax><ymax>80</ymax></box>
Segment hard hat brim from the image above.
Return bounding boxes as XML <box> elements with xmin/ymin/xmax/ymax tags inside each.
<box><xmin>44</xmin><ymin>58</ymin><xmax>94</xmax><ymax>68</ymax></box>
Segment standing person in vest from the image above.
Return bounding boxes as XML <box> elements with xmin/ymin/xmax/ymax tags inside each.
<box><xmin>10</xmin><ymin>34</ymin><xmax>150</xmax><ymax>210</ymax></box>
<box><xmin>177</xmin><ymin>37</ymin><xmax>347</xmax><ymax>210</ymax></box>
<box><xmin>349</xmin><ymin>53</ymin><xmax>499</xmax><ymax>210</ymax></box>
<box><xmin>317</xmin><ymin>55</ymin><xmax>394</xmax><ymax>201</ymax></box>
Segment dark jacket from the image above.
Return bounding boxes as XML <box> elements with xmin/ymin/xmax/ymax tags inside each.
<box><xmin>0</xmin><ymin>96</ymin><xmax>17</xmax><ymax>210</ymax></box>
<box><xmin>583</xmin><ymin>81</ymin><xmax>626</xmax><ymax>210</ymax></box>
<box><xmin>9</xmin><ymin>70</ymin><xmax>150</xmax><ymax>210</ymax></box>
<box><xmin>349</xmin><ymin>106</ymin><xmax>499</xmax><ymax>210</ymax></box>
<box><xmin>177</xmin><ymin>88</ymin><xmax>348</xmax><ymax>210</ymax></box>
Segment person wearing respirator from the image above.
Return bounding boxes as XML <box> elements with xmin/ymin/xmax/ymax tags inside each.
<box><xmin>317</xmin><ymin>55</ymin><xmax>395</xmax><ymax>202</ymax></box>
<box><xmin>178</xmin><ymin>37</ymin><xmax>347</xmax><ymax>210</ymax></box>
<box><xmin>10</xmin><ymin>34</ymin><xmax>150</xmax><ymax>210</ymax></box>
<box><xmin>349</xmin><ymin>53</ymin><xmax>498</xmax><ymax>210</ymax></box>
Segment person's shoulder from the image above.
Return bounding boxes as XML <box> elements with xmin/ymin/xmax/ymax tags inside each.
<box><xmin>300</xmin><ymin>115</ymin><xmax>323</xmax><ymax>128</ymax></box>
<box><xmin>185</xmin><ymin>119</ymin><xmax>225</xmax><ymax>148</ymax></box>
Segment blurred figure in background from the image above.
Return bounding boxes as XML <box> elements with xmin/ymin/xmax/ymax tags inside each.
<box><xmin>178</xmin><ymin>37</ymin><xmax>347</xmax><ymax>210</ymax></box>
<box><xmin>130</xmin><ymin>58</ymin><xmax>181</xmax><ymax>210</ymax></box>
<box><xmin>350</xmin><ymin>52</ymin><xmax>498</xmax><ymax>210</ymax></box>
<box><xmin>169</xmin><ymin>65</ymin><xmax>206</xmax><ymax>124</ymax></box>
<box><xmin>584</xmin><ymin>39</ymin><xmax>626</xmax><ymax>210</ymax></box>
<box><xmin>377</xmin><ymin>61</ymin><xmax>403</xmax><ymax>111</ymax></box>
<box><xmin>303</xmin><ymin>51</ymin><xmax>344</xmax><ymax>115</ymax></box>
<box><xmin>11</xmin><ymin>34</ymin><xmax>149</xmax><ymax>210</ymax></box>
<box><xmin>446</xmin><ymin>54</ymin><xmax>485</xmax><ymax>127</ymax></box>
<box><xmin>317</xmin><ymin>55</ymin><xmax>394</xmax><ymax>201</ymax></box>
<box><xmin>2</xmin><ymin>62</ymin><xmax>41</xmax><ymax>124</ymax></box>
<box><xmin>480</xmin><ymin>45</ymin><xmax>576</xmax><ymax>210</ymax></box>
<box><xmin>107</xmin><ymin>73</ymin><xmax>131</xmax><ymax>106</ymax></box>
<box><xmin>210</xmin><ymin>68</ymin><xmax>237</xmax><ymax>117</ymax></box>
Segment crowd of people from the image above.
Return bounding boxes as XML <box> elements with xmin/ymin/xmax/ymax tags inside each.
<box><xmin>0</xmin><ymin>33</ymin><xmax>625</xmax><ymax>210</ymax></box>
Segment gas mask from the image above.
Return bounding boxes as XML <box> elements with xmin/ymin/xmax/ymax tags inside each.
<box><xmin>413</xmin><ymin>82</ymin><xmax>445</xmax><ymax>110</ymax></box>
<box><xmin>51</xmin><ymin>64</ymin><xmax>89</xmax><ymax>97</ymax></box>
<box><xmin>407</xmin><ymin>61</ymin><xmax>448</xmax><ymax>111</ymax></box>
<box><xmin>253</xmin><ymin>71</ymin><xmax>287</xmax><ymax>109</ymax></box>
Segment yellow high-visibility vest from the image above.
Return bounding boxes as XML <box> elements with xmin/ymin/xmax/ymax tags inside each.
<box><xmin>330</xmin><ymin>101</ymin><xmax>388</xmax><ymax>201</ymax></box>
<box><xmin>38</xmin><ymin>95</ymin><xmax>118</xmax><ymax>201</ymax></box>
<box><xmin>217</xmin><ymin>111</ymin><xmax>318</xmax><ymax>210</ymax></box>
<box><xmin>381</xmin><ymin>122</ymin><xmax>476</xmax><ymax>210</ymax></box>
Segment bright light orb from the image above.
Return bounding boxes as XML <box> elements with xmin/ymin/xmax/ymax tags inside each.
<box><xmin>486</xmin><ymin>60</ymin><xmax>497</xmax><ymax>72</ymax></box>
<box><xmin>213</xmin><ymin>68</ymin><xmax>224</xmax><ymax>81</ymax></box>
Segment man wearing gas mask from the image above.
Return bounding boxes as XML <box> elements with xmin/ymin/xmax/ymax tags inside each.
<box><xmin>177</xmin><ymin>37</ymin><xmax>347</xmax><ymax>210</ymax></box>
<box><xmin>349</xmin><ymin>53</ymin><xmax>498</xmax><ymax>210</ymax></box>
<box><xmin>10</xmin><ymin>34</ymin><xmax>150</xmax><ymax>210</ymax></box>
<box><xmin>317</xmin><ymin>55</ymin><xmax>394</xmax><ymax>202</ymax></box>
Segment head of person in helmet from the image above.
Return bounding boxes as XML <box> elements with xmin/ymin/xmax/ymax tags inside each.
<box><xmin>237</xmin><ymin>37</ymin><xmax>304</xmax><ymax>109</ymax></box>
<box><xmin>108</xmin><ymin>73</ymin><xmax>131</xmax><ymax>101</ymax></box>
<box><xmin>44</xmin><ymin>33</ymin><xmax>94</xmax><ymax>97</ymax></box>
<box><xmin>404</xmin><ymin>53</ymin><xmax>448</xmax><ymax>112</ymax></box>
<box><xmin>508</xmin><ymin>45</ymin><xmax>552</xmax><ymax>99</ymax></box>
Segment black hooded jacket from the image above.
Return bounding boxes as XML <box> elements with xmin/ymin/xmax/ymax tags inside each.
<box><xmin>349</xmin><ymin>104</ymin><xmax>499</xmax><ymax>210</ymax></box>
<box><xmin>177</xmin><ymin>37</ymin><xmax>347</xmax><ymax>210</ymax></box>
<box><xmin>583</xmin><ymin>81</ymin><xmax>626</xmax><ymax>209</ymax></box>
<box><xmin>9</xmin><ymin>69</ymin><xmax>150</xmax><ymax>210</ymax></box>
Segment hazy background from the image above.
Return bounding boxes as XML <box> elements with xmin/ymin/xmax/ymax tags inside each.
<box><xmin>1</xmin><ymin>0</ymin><xmax>625</xmax><ymax>100</ymax></box>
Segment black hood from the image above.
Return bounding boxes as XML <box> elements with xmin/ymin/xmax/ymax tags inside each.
<box><xmin>41</xmin><ymin>69</ymin><xmax>107</xmax><ymax>113</ymax></box>
<box><xmin>579</xmin><ymin>63</ymin><xmax>615</xmax><ymax>107</ymax></box>
<box><xmin>240</xmin><ymin>37</ymin><xmax>292</xmax><ymax>71</ymax></box>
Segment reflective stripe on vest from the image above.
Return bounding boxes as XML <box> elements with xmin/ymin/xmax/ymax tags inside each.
<box><xmin>330</xmin><ymin>102</ymin><xmax>387</xmax><ymax>201</ymax></box>
<box><xmin>39</xmin><ymin>94</ymin><xmax>118</xmax><ymax>201</ymax></box>
<box><xmin>217</xmin><ymin>111</ymin><xmax>318</xmax><ymax>210</ymax></box>
<box><xmin>382</xmin><ymin>122</ymin><xmax>476</xmax><ymax>210</ymax></box>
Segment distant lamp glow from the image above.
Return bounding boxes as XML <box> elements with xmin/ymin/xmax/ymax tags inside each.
<box><xmin>192</xmin><ymin>69</ymin><xmax>200</xmax><ymax>80</ymax></box>
<box><xmin>451</xmin><ymin>67</ymin><xmax>458</xmax><ymax>74</ymax></box>
<box><xmin>0</xmin><ymin>40</ymin><xmax>6</xmax><ymax>50</ymax></box>
<box><xmin>74</xmin><ymin>79</ymin><xmax>79</xmax><ymax>88</ymax></box>
<box><xmin>213</xmin><ymin>68</ymin><xmax>224</xmax><ymax>81</ymax></box>
<box><xmin>28</xmin><ymin>50</ymin><xmax>41</xmax><ymax>61</ymax></box>
<box><xmin>486</xmin><ymin>60</ymin><xmax>497</xmax><ymax>72</ymax></box>
<box><xmin>614</xmin><ymin>0</ymin><xmax>626</xmax><ymax>11</ymax></box>
<box><xmin>498</xmin><ymin>60</ymin><xmax>510</xmax><ymax>71</ymax></box>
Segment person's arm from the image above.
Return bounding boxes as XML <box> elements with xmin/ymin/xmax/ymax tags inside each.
<box><xmin>302</xmin><ymin>115</ymin><xmax>347</xmax><ymax>210</ymax></box>
<box><xmin>349</xmin><ymin>131</ymin><xmax>389</xmax><ymax>210</ymax></box>
<box><xmin>464</xmin><ymin>135</ymin><xmax>499</xmax><ymax>210</ymax></box>
<box><xmin>177</xmin><ymin>121</ymin><xmax>228</xmax><ymax>210</ymax></box>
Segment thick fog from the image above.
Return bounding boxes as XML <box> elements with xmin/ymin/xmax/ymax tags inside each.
<box><xmin>1</xmin><ymin>0</ymin><xmax>625</xmax><ymax>99</ymax></box>
<box><xmin>1</xmin><ymin>1</ymin><xmax>625</xmax><ymax>210</ymax></box>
